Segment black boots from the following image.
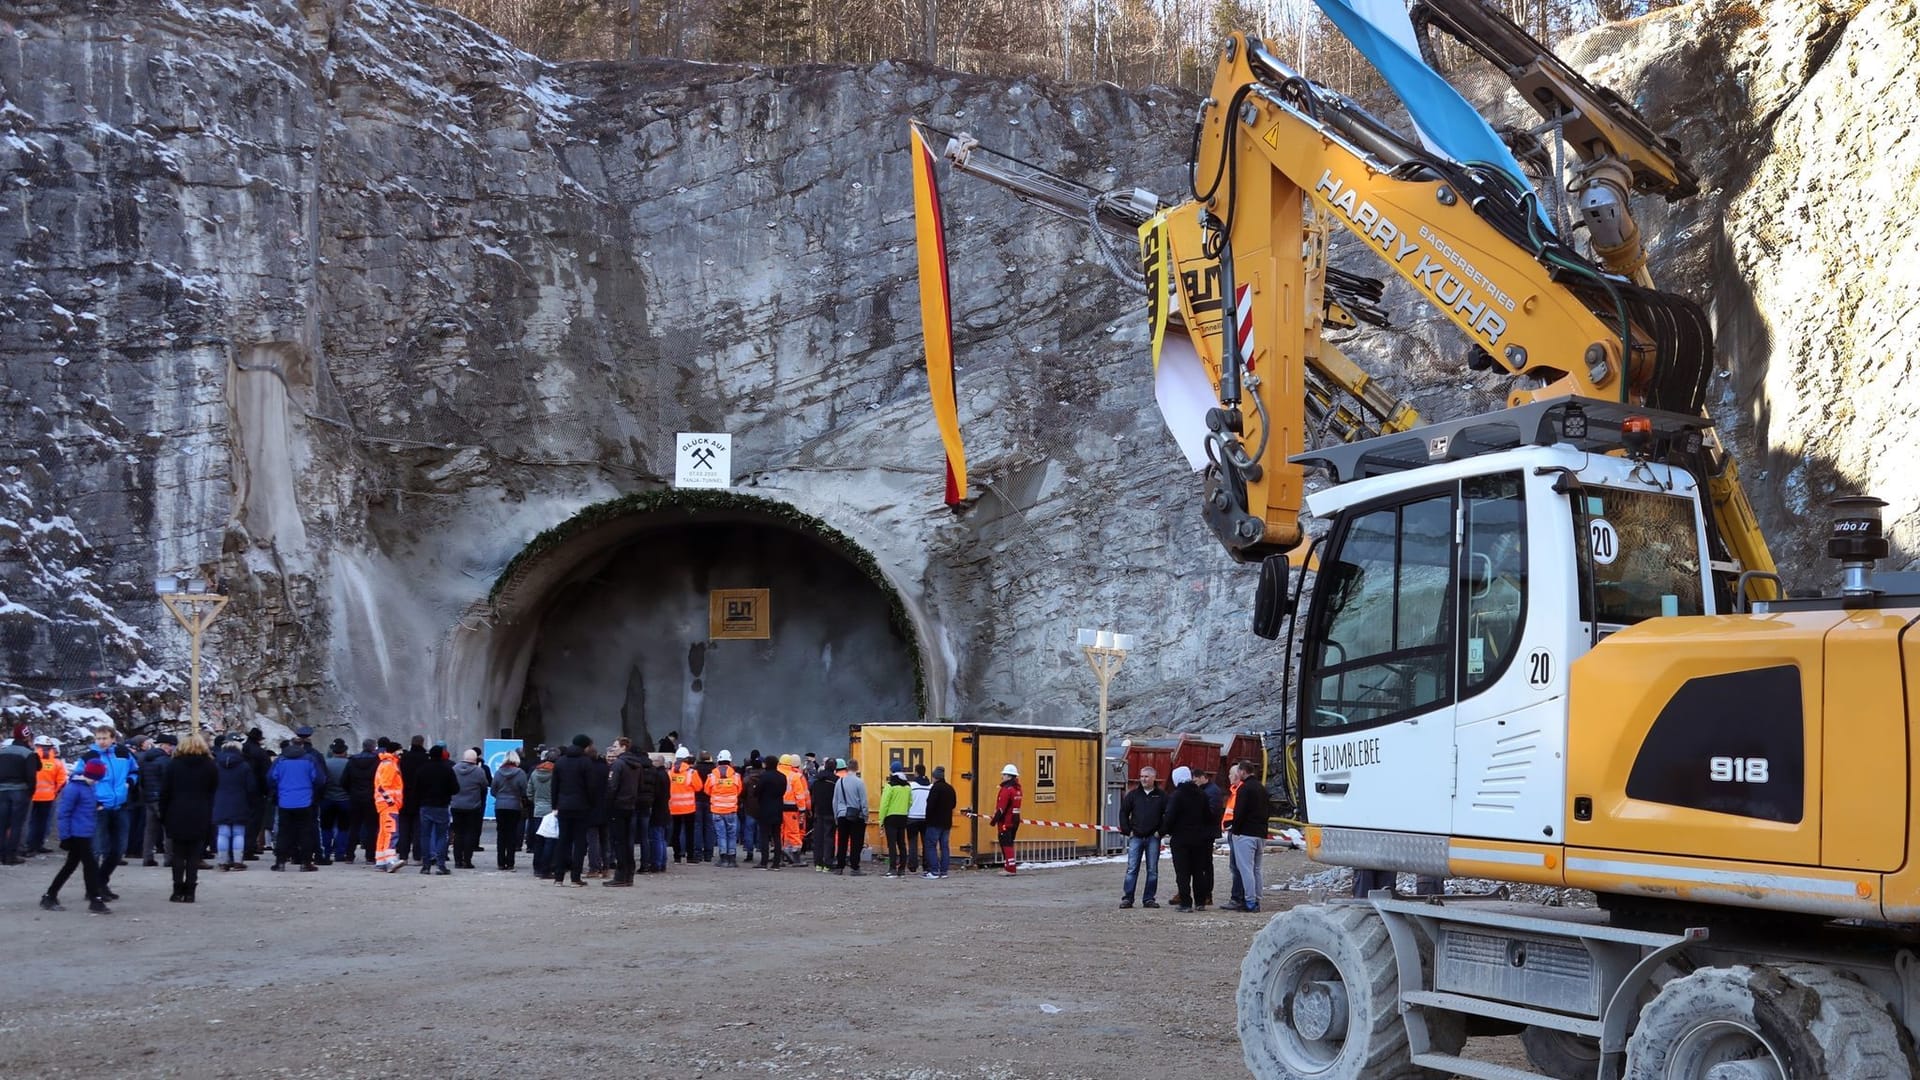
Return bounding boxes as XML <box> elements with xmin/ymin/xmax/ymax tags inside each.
<box><xmin>39</xmin><ymin>894</ymin><xmax>61</xmax><ymax>911</ymax></box>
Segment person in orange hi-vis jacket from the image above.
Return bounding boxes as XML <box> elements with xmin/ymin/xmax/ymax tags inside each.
<box><xmin>990</xmin><ymin>763</ymin><xmax>1023</xmax><ymax>874</ymax></box>
<box><xmin>705</xmin><ymin>751</ymin><xmax>744</xmax><ymax>867</ymax></box>
<box><xmin>778</xmin><ymin>754</ymin><xmax>810</xmax><ymax>861</ymax></box>
<box><xmin>373</xmin><ymin>744</ymin><xmax>404</xmax><ymax>871</ymax></box>
<box><xmin>667</xmin><ymin>747</ymin><xmax>703</xmax><ymax>863</ymax></box>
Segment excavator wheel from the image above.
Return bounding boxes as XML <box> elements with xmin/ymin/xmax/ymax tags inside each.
<box><xmin>1519</xmin><ymin>1026</ymin><xmax>1601</xmax><ymax>1079</ymax></box>
<box><xmin>1238</xmin><ymin>903</ymin><xmax>1449</xmax><ymax>1080</ymax></box>
<box><xmin>1626</xmin><ymin>963</ymin><xmax>1916</xmax><ymax>1080</ymax></box>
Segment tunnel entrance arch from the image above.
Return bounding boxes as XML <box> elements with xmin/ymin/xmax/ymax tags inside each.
<box><xmin>467</xmin><ymin>490</ymin><xmax>928</xmax><ymax>760</ymax></box>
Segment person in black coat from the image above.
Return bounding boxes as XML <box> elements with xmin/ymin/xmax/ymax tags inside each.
<box><xmin>395</xmin><ymin>736</ymin><xmax>429</xmax><ymax>863</ymax></box>
<box><xmin>211</xmin><ymin>740</ymin><xmax>258</xmax><ymax>870</ymax></box>
<box><xmin>343</xmin><ymin>739</ymin><xmax>380</xmax><ymax>864</ymax></box>
<box><xmin>646</xmin><ymin>755</ymin><xmax>671</xmax><ymax>873</ymax></box>
<box><xmin>753</xmin><ymin>762</ymin><xmax>787</xmax><ymax>869</ymax></box>
<box><xmin>413</xmin><ymin>746</ymin><xmax>459</xmax><ymax>875</ymax></box>
<box><xmin>159</xmin><ymin>735</ymin><xmax>220</xmax><ymax>902</ymax></box>
<box><xmin>808</xmin><ymin>767</ymin><xmax>838</xmax><ymax>870</ymax></box>
<box><xmin>241</xmin><ymin>728</ymin><xmax>272</xmax><ymax>859</ymax></box>
<box><xmin>548</xmin><ymin>735</ymin><xmax>601</xmax><ymax>886</ymax></box>
<box><xmin>1160</xmin><ymin>766</ymin><xmax>1216</xmax><ymax>913</ymax></box>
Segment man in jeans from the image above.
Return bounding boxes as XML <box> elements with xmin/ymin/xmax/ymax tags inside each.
<box><xmin>1118</xmin><ymin>766</ymin><xmax>1167</xmax><ymax>909</ymax></box>
<box><xmin>87</xmin><ymin>724</ymin><xmax>140</xmax><ymax>899</ymax></box>
<box><xmin>922</xmin><ymin>766</ymin><xmax>956</xmax><ymax>879</ymax></box>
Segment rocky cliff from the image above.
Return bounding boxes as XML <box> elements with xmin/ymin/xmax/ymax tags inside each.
<box><xmin>0</xmin><ymin>0</ymin><xmax>1913</xmax><ymax>750</ymax></box>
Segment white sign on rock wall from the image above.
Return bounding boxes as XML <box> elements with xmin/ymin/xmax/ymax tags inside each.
<box><xmin>675</xmin><ymin>433</ymin><xmax>732</xmax><ymax>489</ymax></box>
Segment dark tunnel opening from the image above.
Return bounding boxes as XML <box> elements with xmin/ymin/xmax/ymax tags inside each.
<box><xmin>510</xmin><ymin>518</ymin><xmax>920</xmax><ymax>761</ymax></box>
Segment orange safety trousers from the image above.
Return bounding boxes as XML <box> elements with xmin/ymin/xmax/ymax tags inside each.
<box><xmin>782</xmin><ymin>810</ymin><xmax>804</xmax><ymax>850</ymax></box>
<box><xmin>375</xmin><ymin>805</ymin><xmax>399</xmax><ymax>863</ymax></box>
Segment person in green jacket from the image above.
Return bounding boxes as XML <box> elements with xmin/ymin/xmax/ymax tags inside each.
<box><xmin>525</xmin><ymin>750</ymin><xmax>556</xmax><ymax>879</ymax></box>
<box><xmin>878</xmin><ymin>771</ymin><xmax>912</xmax><ymax>878</ymax></box>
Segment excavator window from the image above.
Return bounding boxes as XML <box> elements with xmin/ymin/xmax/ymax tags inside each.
<box><xmin>1304</xmin><ymin>491</ymin><xmax>1456</xmax><ymax>731</ymax></box>
<box><xmin>1462</xmin><ymin>474</ymin><xmax>1526</xmax><ymax>693</ymax></box>
<box><xmin>1570</xmin><ymin>488</ymin><xmax>1705</xmax><ymax>626</ymax></box>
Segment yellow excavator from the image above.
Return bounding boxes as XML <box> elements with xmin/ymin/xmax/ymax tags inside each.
<box><xmin>915</xmin><ymin>1</ymin><xmax>1920</xmax><ymax>1077</ymax></box>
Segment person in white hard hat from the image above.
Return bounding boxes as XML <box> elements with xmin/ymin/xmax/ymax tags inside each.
<box><xmin>989</xmin><ymin>763</ymin><xmax>1023</xmax><ymax>874</ymax></box>
<box><xmin>706</xmin><ymin>750</ymin><xmax>744</xmax><ymax>866</ymax></box>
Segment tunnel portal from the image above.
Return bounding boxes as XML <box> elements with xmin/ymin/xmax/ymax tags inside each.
<box><xmin>502</xmin><ymin>498</ymin><xmax>921</xmax><ymax>761</ymax></box>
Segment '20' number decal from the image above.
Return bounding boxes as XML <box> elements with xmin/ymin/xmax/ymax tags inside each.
<box><xmin>1527</xmin><ymin>648</ymin><xmax>1552</xmax><ymax>689</ymax></box>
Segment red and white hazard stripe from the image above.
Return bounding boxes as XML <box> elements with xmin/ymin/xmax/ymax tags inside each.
<box><xmin>1235</xmin><ymin>283</ymin><xmax>1256</xmax><ymax>371</ymax></box>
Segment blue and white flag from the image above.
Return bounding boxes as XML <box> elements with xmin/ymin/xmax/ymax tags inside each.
<box><xmin>1312</xmin><ymin>0</ymin><xmax>1551</xmax><ymax>231</ymax></box>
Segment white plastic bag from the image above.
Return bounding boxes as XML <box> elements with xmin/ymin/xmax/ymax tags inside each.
<box><xmin>536</xmin><ymin>810</ymin><xmax>560</xmax><ymax>839</ymax></box>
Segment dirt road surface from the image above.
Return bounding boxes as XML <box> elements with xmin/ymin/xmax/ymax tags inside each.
<box><xmin>0</xmin><ymin>847</ymin><xmax>1525</xmax><ymax>1078</ymax></box>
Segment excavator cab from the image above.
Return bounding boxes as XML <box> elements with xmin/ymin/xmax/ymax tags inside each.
<box><xmin>1284</xmin><ymin>399</ymin><xmax>1719</xmax><ymax>850</ymax></box>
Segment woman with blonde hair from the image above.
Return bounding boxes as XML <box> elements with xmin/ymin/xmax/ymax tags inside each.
<box><xmin>159</xmin><ymin>734</ymin><xmax>219</xmax><ymax>902</ymax></box>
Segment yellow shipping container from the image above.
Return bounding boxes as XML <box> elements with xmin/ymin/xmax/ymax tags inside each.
<box><xmin>849</xmin><ymin>722</ymin><xmax>1101</xmax><ymax>868</ymax></box>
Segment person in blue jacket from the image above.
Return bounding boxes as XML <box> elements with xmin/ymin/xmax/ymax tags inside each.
<box><xmin>267</xmin><ymin>736</ymin><xmax>328</xmax><ymax>871</ymax></box>
<box><xmin>43</xmin><ymin>758</ymin><xmax>110</xmax><ymax>914</ymax></box>
<box><xmin>85</xmin><ymin>724</ymin><xmax>138</xmax><ymax>902</ymax></box>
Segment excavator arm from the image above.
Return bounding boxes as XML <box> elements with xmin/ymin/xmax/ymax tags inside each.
<box><xmin>1168</xmin><ymin>33</ymin><xmax>1772</xmax><ymax>596</ymax></box>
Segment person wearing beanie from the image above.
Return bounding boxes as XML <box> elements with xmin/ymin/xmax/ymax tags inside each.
<box><xmin>211</xmin><ymin>737</ymin><xmax>258</xmax><ymax>871</ymax></box>
<box><xmin>524</xmin><ymin>749</ymin><xmax>556</xmax><ymax>878</ymax></box>
<box><xmin>0</xmin><ymin>723</ymin><xmax>38</xmax><ymax>865</ymax></box>
<box><xmin>44</xmin><ymin>758</ymin><xmax>111</xmax><ymax>913</ymax></box>
<box><xmin>448</xmin><ymin>748</ymin><xmax>488</xmax><ymax>870</ymax></box>
<box><xmin>878</xmin><ymin>771</ymin><xmax>912</xmax><ymax>877</ymax></box>
<box><xmin>548</xmin><ymin>735</ymin><xmax>600</xmax><ymax>886</ymax></box>
<box><xmin>1161</xmin><ymin>764</ymin><xmax>1215</xmax><ymax>913</ymax></box>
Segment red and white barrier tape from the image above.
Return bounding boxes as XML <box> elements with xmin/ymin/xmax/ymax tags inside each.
<box><xmin>962</xmin><ymin>809</ymin><xmax>1304</xmax><ymax>846</ymax></box>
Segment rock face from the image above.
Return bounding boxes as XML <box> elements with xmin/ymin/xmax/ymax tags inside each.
<box><xmin>1</xmin><ymin>0</ymin><xmax>1914</xmax><ymax>751</ymax></box>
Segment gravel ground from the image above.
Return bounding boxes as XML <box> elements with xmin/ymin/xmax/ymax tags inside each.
<box><xmin>0</xmin><ymin>845</ymin><xmax>1529</xmax><ymax>1078</ymax></box>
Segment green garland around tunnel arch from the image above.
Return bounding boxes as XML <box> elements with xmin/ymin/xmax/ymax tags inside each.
<box><xmin>488</xmin><ymin>488</ymin><xmax>927</xmax><ymax>719</ymax></box>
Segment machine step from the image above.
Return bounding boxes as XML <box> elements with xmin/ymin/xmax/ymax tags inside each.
<box><xmin>1410</xmin><ymin>1052</ymin><xmax>1554</xmax><ymax>1080</ymax></box>
<box><xmin>1402</xmin><ymin>989</ymin><xmax>1602</xmax><ymax>1037</ymax></box>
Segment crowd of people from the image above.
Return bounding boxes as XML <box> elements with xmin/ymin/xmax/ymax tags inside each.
<box><xmin>1114</xmin><ymin>760</ymin><xmax>1270</xmax><ymax>913</ymax></box>
<box><xmin>0</xmin><ymin>722</ymin><xmax>1035</xmax><ymax>912</ymax></box>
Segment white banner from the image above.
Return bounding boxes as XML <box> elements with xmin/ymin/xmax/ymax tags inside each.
<box><xmin>674</xmin><ymin>433</ymin><xmax>732</xmax><ymax>489</ymax></box>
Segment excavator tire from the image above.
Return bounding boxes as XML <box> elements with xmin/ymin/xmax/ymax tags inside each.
<box><xmin>1237</xmin><ymin>903</ymin><xmax>1446</xmax><ymax>1080</ymax></box>
<box><xmin>1625</xmin><ymin>962</ymin><xmax>1916</xmax><ymax>1080</ymax></box>
<box><xmin>1519</xmin><ymin>1026</ymin><xmax>1602</xmax><ymax>1079</ymax></box>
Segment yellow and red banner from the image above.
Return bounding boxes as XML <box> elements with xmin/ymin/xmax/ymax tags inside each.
<box><xmin>909</xmin><ymin>123</ymin><xmax>968</xmax><ymax>506</ymax></box>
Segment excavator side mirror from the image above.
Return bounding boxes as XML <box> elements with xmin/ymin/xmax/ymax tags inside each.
<box><xmin>1253</xmin><ymin>554</ymin><xmax>1291</xmax><ymax>639</ymax></box>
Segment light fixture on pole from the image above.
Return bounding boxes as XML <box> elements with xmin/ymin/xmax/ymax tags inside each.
<box><xmin>1077</xmin><ymin>627</ymin><xmax>1134</xmax><ymax>850</ymax></box>
<box><xmin>155</xmin><ymin>571</ymin><xmax>226</xmax><ymax>740</ymax></box>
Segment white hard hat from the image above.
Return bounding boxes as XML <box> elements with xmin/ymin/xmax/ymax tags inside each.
<box><xmin>1001</xmin><ymin>763</ymin><xmax>1019</xmax><ymax>777</ymax></box>
<box><xmin>717</xmin><ymin>750</ymin><xmax>732</xmax><ymax>762</ymax></box>
<box><xmin>674</xmin><ymin>746</ymin><xmax>690</xmax><ymax>759</ymax></box>
<box><xmin>33</xmin><ymin>735</ymin><xmax>56</xmax><ymax>747</ymax></box>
